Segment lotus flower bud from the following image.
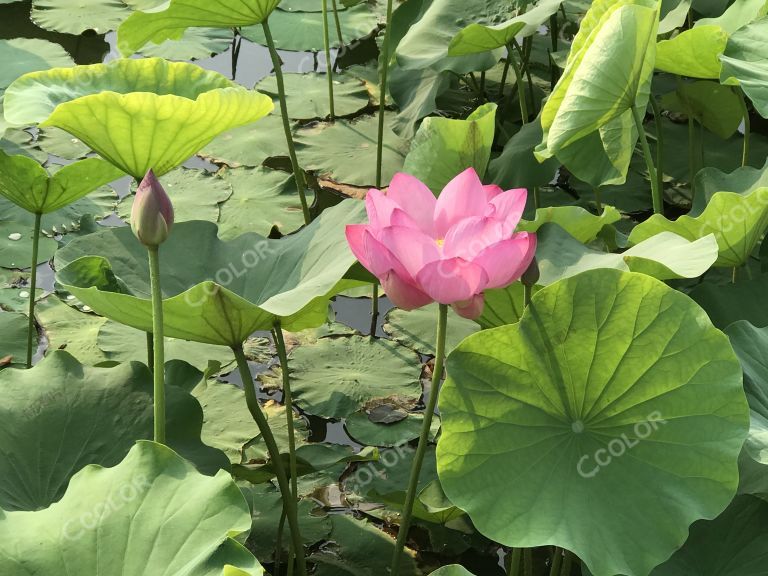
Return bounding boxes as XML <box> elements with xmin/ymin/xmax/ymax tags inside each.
<box><xmin>521</xmin><ymin>257</ymin><xmax>539</xmax><ymax>287</ymax></box>
<box><xmin>131</xmin><ymin>170</ymin><xmax>174</xmax><ymax>247</ymax></box>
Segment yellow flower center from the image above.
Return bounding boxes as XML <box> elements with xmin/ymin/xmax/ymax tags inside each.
<box><xmin>435</xmin><ymin>238</ymin><xmax>445</xmax><ymax>247</ymax></box>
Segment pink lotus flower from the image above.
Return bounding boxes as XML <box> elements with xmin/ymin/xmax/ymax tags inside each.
<box><xmin>345</xmin><ymin>168</ymin><xmax>536</xmax><ymax>319</ymax></box>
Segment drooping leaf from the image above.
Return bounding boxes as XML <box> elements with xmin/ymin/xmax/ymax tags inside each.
<box><xmin>0</xmin><ymin>351</ymin><xmax>229</xmax><ymax>511</ymax></box>
<box><xmin>288</xmin><ymin>335</ymin><xmax>422</xmax><ymax>419</ymax></box>
<box><xmin>55</xmin><ymin>200</ymin><xmax>366</xmax><ymax>346</ymax></box>
<box><xmin>628</xmin><ymin>188</ymin><xmax>768</xmax><ymax>267</ymax></box>
<box><xmin>117</xmin><ymin>0</ymin><xmax>281</xmax><ymax>56</ymax></box>
<box><xmin>402</xmin><ymin>103</ymin><xmax>496</xmax><ymax>194</ymax></box>
<box><xmin>720</xmin><ymin>17</ymin><xmax>768</xmax><ymax>118</ymax></box>
<box><xmin>655</xmin><ymin>26</ymin><xmax>727</xmax><ymax>79</ymax></box>
<box><xmin>448</xmin><ymin>0</ymin><xmax>563</xmax><ymax>56</ymax></box>
<box><xmin>437</xmin><ymin>269</ymin><xmax>749</xmax><ymax>576</ymax></box>
<box><xmin>4</xmin><ymin>58</ymin><xmax>274</xmax><ymax>178</ymax></box>
<box><xmin>535</xmin><ymin>0</ymin><xmax>659</xmax><ymax>187</ymax></box>
<box><xmin>0</xmin><ymin>440</ymin><xmax>263</xmax><ymax>575</ymax></box>
<box><xmin>697</xmin><ymin>0</ymin><xmax>768</xmax><ymax>32</ymax></box>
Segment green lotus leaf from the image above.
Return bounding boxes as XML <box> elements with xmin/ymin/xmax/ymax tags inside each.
<box><xmin>200</xmin><ymin>114</ymin><xmax>291</xmax><ymax>168</ymax></box>
<box><xmin>720</xmin><ymin>18</ymin><xmax>768</xmax><ymax>118</ymax></box>
<box><xmin>536</xmin><ymin>224</ymin><xmax>719</xmax><ymax>284</ymax></box>
<box><xmin>240</xmin><ymin>4</ymin><xmax>378</xmax><ymax>52</ymax></box>
<box><xmin>437</xmin><ymin>269</ymin><xmax>749</xmax><ymax>576</ymax></box>
<box><xmin>475</xmin><ymin>282</ymin><xmax>534</xmax><ymax>329</ymax></box>
<box><xmin>139</xmin><ymin>26</ymin><xmax>234</xmax><ymax>61</ymax></box>
<box><xmin>658</xmin><ymin>0</ymin><xmax>690</xmax><ymax>33</ymax></box>
<box><xmin>628</xmin><ymin>188</ymin><xmax>768</xmax><ymax>267</ymax></box>
<box><xmin>255</xmin><ymin>72</ymin><xmax>369</xmax><ymax>120</ymax></box>
<box><xmin>345</xmin><ymin>409</ymin><xmax>440</xmax><ymax>447</ymax></box>
<box><xmin>0</xmin><ymin>151</ymin><xmax>123</xmax><ymax>214</ymax></box>
<box><xmin>519</xmin><ymin>205</ymin><xmax>621</xmax><ymax>243</ymax></box>
<box><xmin>448</xmin><ymin>0</ymin><xmax>563</xmax><ymax>56</ymax></box>
<box><xmin>31</xmin><ymin>0</ymin><xmax>131</xmax><ymax>34</ymax></box>
<box><xmin>0</xmin><ymin>287</ymin><xmax>43</xmax><ymax>313</ymax></box>
<box><xmin>36</xmin><ymin>127</ymin><xmax>91</xmax><ymax>159</ymax></box>
<box><xmin>650</xmin><ymin>495</ymin><xmax>768</xmax><ymax>575</ymax></box>
<box><xmin>288</xmin><ymin>335</ymin><xmax>422</xmax><ymax>419</ymax></box>
<box><xmin>35</xmin><ymin>296</ymin><xmax>109</xmax><ymax>365</ymax></box>
<box><xmin>660</xmin><ymin>80</ymin><xmax>743</xmax><ymax>139</ymax></box>
<box><xmin>117</xmin><ymin>0</ymin><xmax>281</xmax><ymax>57</ymax></box>
<box><xmin>383</xmin><ymin>302</ymin><xmax>479</xmax><ymax>356</ymax></box>
<box><xmin>693</xmin><ymin>157</ymin><xmax>768</xmax><ymax>213</ymax></box>
<box><xmin>294</xmin><ymin>114</ymin><xmax>409</xmax><ymax>187</ymax></box>
<box><xmin>0</xmin><ymin>311</ymin><xmax>35</xmax><ymax>365</ymax></box>
<box><xmin>55</xmin><ymin>199</ymin><xmax>366</xmax><ymax>346</ymax></box>
<box><xmin>535</xmin><ymin>0</ymin><xmax>658</xmax><ymax>187</ymax></box>
<box><xmin>394</xmin><ymin>0</ymin><xmax>504</xmax><ymax>75</ymax></box>
<box><xmin>0</xmin><ymin>440</ymin><xmax>263</xmax><ymax>576</ymax></box>
<box><xmin>0</xmin><ymin>351</ymin><xmax>232</xmax><ymax>511</ymax></box>
<box><xmin>655</xmin><ymin>25</ymin><xmax>727</xmax><ymax>79</ymax></box>
<box><xmin>402</xmin><ymin>103</ymin><xmax>496</xmax><ymax>194</ymax></box>
<box><xmin>3</xmin><ymin>58</ymin><xmax>274</xmax><ymax>178</ymax></box>
<box><xmin>0</xmin><ymin>221</ymin><xmax>57</xmax><ymax>269</ymax></box>
<box><xmin>487</xmin><ymin>117</ymin><xmax>560</xmax><ymax>190</ymax></box>
<box><xmin>697</xmin><ymin>0</ymin><xmax>768</xmax><ymax>32</ymax></box>
<box><xmin>428</xmin><ymin>567</ymin><xmax>476</xmax><ymax>576</ymax></box>
<box><xmin>690</xmin><ymin>275</ymin><xmax>768</xmax><ymax>329</ymax></box>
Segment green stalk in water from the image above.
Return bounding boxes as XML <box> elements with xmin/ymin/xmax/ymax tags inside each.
<box><xmin>262</xmin><ymin>18</ymin><xmax>311</xmax><ymax>224</ymax></box>
<box><xmin>631</xmin><ymin>105</ymin><xmax>663</xmax><ymax>214</ymax></box>
<box><xmin>25</xmin><ymin>212</ymin><xmax>42</xmax><ymax>368</ymax></box>
<box><xmin>389</xmin><ymin>304</ymin><xmax>448</xmax><ymax>576</ymax></box>
<box><xmin>375</xmin><ymin>0</ymin><xmax>395</xmax><ymax>188</ymax></box>
<box><xmin>322</xmin><ymin>0</ymin><xmax>335</xmax><ymax>120</ymax></box>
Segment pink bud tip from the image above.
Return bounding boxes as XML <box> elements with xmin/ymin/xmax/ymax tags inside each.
<box><xmin>131</xmin><ymin>169</ymin><xmax>174</xmax><ymax>247</ymax></box>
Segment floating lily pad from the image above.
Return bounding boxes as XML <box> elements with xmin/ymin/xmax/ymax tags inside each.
<box><xmin>0</xmin><ymin>129</ymin><xmax>47</xmax><ymax>163</ymax></box>
<box><xmin>240</xmin><ymin>4</ymin><xmax>378</xmax><ymax>51</ymax></box>
<box><xmin>31</xmin><ymin>0</ymin><xmax>131</xmax><ymax>34</ymax></box>
<box><xmin>4</xmin><ymin>58</ymin><xmax>274</xmax><ymax>178</ymax></box>
<box><xmin>35</xmin><ymin>127</ymin><xmax>90</xmax><ymax>159</ymax></box>
<box><xmin>56</xmin><ymin>200</ymin><xmax>366</xmax><ymax>346</ymax></box>
<box><xmin>289</xmin><ymin>335</ymin><xmax>422</xmax><ymax>419</ymax></box>
<box><xmin>0</xmin><ymin>351</ymin><xmax>230</xmax><ymax>511</ymax></box>
<box><xmin>256</xmin><ymin>73</ymin><xmax>370</xmax><ymax>120</ymax></box>
<box><xmin>720</xmin><ymin>18</ymin><xmax>768</xmax><ymax>118</ymax></box>
<box><xmin>35</xmin><ymin>296</ymin><xmax>108</xmax><ymax>365</ymax></box>
<box><xmin>403</xmin><ymin>103</ymin><xmax>496</xmax><ymax>194</ymax></box>
<box><xmin>0</xmin><ymin>287</ymin><xmax>42</xmax><ymax>313</ymax></box>
<box><xmin>536</xmin><ymin>224</ymin><xmax>719</xmax><ymax>285</ymax></box>
<box><xmin>628</xmin><ymin>188</ymin><xmax>768</xmax><ymax>267</ymax></box>
<box><xmin>346</xmin><ymin>409</ymin><xmax>439</xmax><ymax>448</ymax></box>
<box><xmin>0</xmin><ymin>440</ymin><xmax>263</xmax><ymax>575</ymax></box>
<box><xmin>383</xmin><ymin>303</ymin><xmax>479</xmax><ymax>356</ymax></box>
<box><xmin>0</xmin><ymin>221</ymin><xmax>57</xmax><ymax>269</ymax></box>
<box><xmin>0</xmin><ymin>311</ymin><xmax>35</xmax><ymax>366</ymax></box>
<box><xmin>295</xmin><ymin>114</ymin><xmax>409</xmax><ymax>186</ymax></box>
<box><xmin>200</xmin><ymin>114</ymin><xmax>291</xmax><ymax>168</ymax></box>
<box><xmin>437</xmin><ymin>269</ymin><xmax>749</xmax><ymax>576</ymax></box>
<box><xmin>119</xmin><ymin>167</ymin><xmax>232</xmax><ymax>226</ymax></box>
<box><xmin>217</xmin><ymin>166</ymin><xmax>312</xmax><ymax>238</ymax></box>
<box><xmin>140</xmin><ymin>26</ymin><xmax>234</xmax><ymax>61</ymax></box>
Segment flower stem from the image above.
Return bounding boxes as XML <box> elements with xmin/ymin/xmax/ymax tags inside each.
<box><xmin>25</xmin><ymin>212</ymin><xmax>42</xmax><ymax>368</ymax></box>
<box><xmin>322</xmin><ymin>0</ymin><xmax>335</xmax><ymax>120</ymax></box>
<box><xmin>524</xmin><ymin>548</ymin><xmax>533</xmax><ymax>576</ymax></box>
<box><xmin>549</xmin><ymin>547</ymin><xmax>563</xmax><ymax>576</ymax></box>
<box><xmin>147</xmin><ymin>245</ymin><xmax>166</xmax><ymax>444</ymax></box>
<box><xmin>376</xmin><ymin>0</ymin><xmax>395</xmax><ymax>188</ymax></box>
<box><xmin>331</xmin><ymin>0</ymin><xmax>344</xmax><ymax>50</ymax></box>
<box><xmin>648</xmin><ymin>95</ymin><xmax>664</xmax><ymax>199</ymax></box>
<box><xmin>389</xmin><ymin>303</ymin><xmax>448</xmax><ymax>576</ymax></box>
<box><xmin>507</xmin><ymin>548</ymin><xmax>523</xmax><ymax>576</ymax></box>
<box><xmin>273</xmin><ymin>323</ymin><xmax>299</xmax><ymax>501</ymax></box>
<box><xmin>561</xmin><ymin>550</ymin><xmax>573</xmax><ymax>575</ymax></box>
<box><xmin>508</xmin><ymin>43</ymin><xmax>528</xmax><ymax>124</ymax></box>
<box><xmin>631</xmin><ymin>104</ymin><xmax>662</xmax><ymax>215</ymax></box>
<box><xmin>688</xmin><ymin>114</ymin><xmax>697</xmax><ymax>198</ymax></box>
<box><xmin>262</xmin><ymin>18</ymin><xmax>311</xmax><ymax>224</ymax></box>
<box><xmin>736</xmin><ymin>87</ymin><xmax>750</xmax><ymax>167</ymax></box>
<box><xmin>370</xmin><ymin>283</ymin><xmax>379</xmax><ymax>339</ymax></box>
<box><xmin>146</xmin><ymin>331</ymin><xmax>154</xmax><ymax>372</ymax></box>
<box><xmin>232</xmin><ymin>344</ymin><xmax>306</xmax><ymax>576</ymax></box>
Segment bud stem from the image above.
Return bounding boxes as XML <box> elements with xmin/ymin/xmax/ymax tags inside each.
<box><xmin>389</xmin><ymin>303</ymin><xmax>448</xmax><ymax>576</ymax></box>
<box><xmin>147</xmin><ymin>245</ymin><xmax>166</xmax><ymax>444</ymax></box>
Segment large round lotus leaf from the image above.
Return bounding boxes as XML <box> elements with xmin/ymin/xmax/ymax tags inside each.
<box><xmin>255</xmin><ymin>73</ymin><xmax>369</xmax><ymax>120</ymax></box>
<box><xmin>3</xmin><ymin>58</ymin><xmax>274</xmax><ymax>178</ymax></box>
<box><xmin>345</xmin><ymin>409</ymin><xmax>440</xmax><ymax>447</ymax></box>
<box><xmin>655</xmin><ymin>25</ymin><xmax>727</xmax><ymax>79</ymax></box>
<box><xmin>0</xmin><ymin>440</ymin><xmax>263</xmax><ymax>575</ymax></box>
<box><xmin>0</xmin><ymin>311</ymin><xmax>35</xmax><ymax>365</ymax></box>
<box><xmin>0</xmin><ymin>152</ymin><xmax>124</xmax><ymax>215</ymax></box>
<box><xmin>536</xmin><ymin>224</ymin><xmax>719</xmax><ymax>285</ymax></box>
<box><xmin>240</xmin><ymin>4</ymin><xmax>378</xmax><ymax>51</ymax></box>
<box><xmin>118</xmin><ymin>167</ymin><xmax>232</xmax><ymax>226</ymax></box>
<box><xmin>31</xmin><ymin>0</ymin><xmax>131</xmax><ymax>34</ymax></box>
<box><xmin>139</xmin><ymin>26</ymin><xmax>234</xmax><ymax>61</ymax></box>
<box><xmin>217</xmin><ymin>166</ymin><xmax>312</xmax><ymax>238</ymax></box>
<box><xmin>295</xmin><ymin>114</ymin><xmax>408</xmax><ymax>187</ymax></box>
<box><xmin>55</xmin><ymin>199</ymin><xmax>366</xmax><ymax>346</ymax></box>
<box><xmin>289</xmin><ymin>335</ymin><xmax>422</xmax><ymax>419</ymax></box>
<box><xmin>383</xmin><ymin>303</ymin><xmax>479</xmax><ymax>356</ymax></box>
<box><xmin>650</xmin><ymin>495</ymin><xmax>768</xmax><ymax>575</ymax></box>
<box><xmin>628</xmin><ymin>188</ymin><xmax>768</xmax><ymax>267</ymax></box>
<box><xmin>117</xmin><ymin>0</ymin><xmax>280</xmax><ymax>56</ymax></box>
<box><xmin>720</xmin><ymin>18</ymin><xmax>768</xmax><ymax>118</ymax></box>
<box><xmin>0</xmin><ymin>351</ymin><xmax>229</xmax><ymax>511</ymax></box>
<box><xmin>35</xmin><ymin>296</ymin><xmax>109</xmax><ymax>365</ymax></box>
<box><xmin>437</xmin><ymin>269</ymin><xmax>749</xmax><ymax>576</ymax></box>
<box><xmin>200</xmin><ymin>114</ymin><xmax>291</xmax><ymax>168</ymax></box>
<box><xmin>448</xmin><ymin>0</ymin><xmax>562</xmax><ymax>56</ymax></box>
<box><xmin>0</xmin><ymin>221</ymin><xmax>57</xmax><ymax>269</ymax></box>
